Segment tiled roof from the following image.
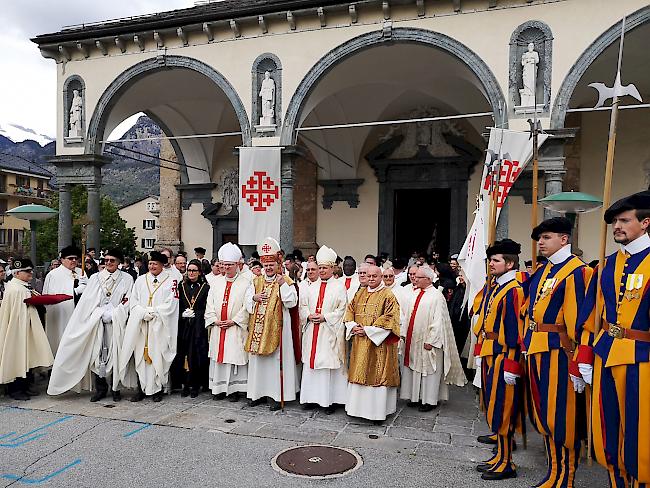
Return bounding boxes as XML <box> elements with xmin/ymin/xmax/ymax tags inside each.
<box><xmin>0</xmin><ymin>153</ymin><xmax>53</xmax><ymax>178</ymax></box>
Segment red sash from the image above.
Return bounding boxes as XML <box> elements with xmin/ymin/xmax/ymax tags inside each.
<box><xmin>309</xmin><ymin>281</ymin><xmax>328</xmax><ymax>369</ymax></box>
<box><xmin>345</xmin><ymin>277</ymin><xmax>352</xmax><ymax>290</ymax></box>
<box><xmin>217</xmin><ymin>281</ymin><xmax>233</xmax><ymax>364</ymax></box>
<box><xmin>404</xmin><ymin>289</ymin><xmax>426</xmax><ymax>368</ymax></box>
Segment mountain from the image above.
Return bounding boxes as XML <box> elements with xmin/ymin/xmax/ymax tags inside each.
<box><xmin>0</xmin><ymin>116</ymin><xmax>161</xmax><ymax>207</ymax></box>
<box><xmin>0</xmin><ymin>121</ymin><xmax>55</xmax><ymax>147</ymax></box>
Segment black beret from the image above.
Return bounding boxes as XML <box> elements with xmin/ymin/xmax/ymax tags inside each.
<box><xmin>487</xmin><ymin>239</ymin><xmax>521</xmax><ymax>258</ymax></box>
<box><xmin>149</xmin><ymin>251</ymin><xmax>168</xmax><ymax>264</ymax></box>
<box><xmin>604</xmin><ymin>190</ymin><xmax>650</xmax><ymax>224</ymax></box>
<box><xmin>11</xmin><ymin>257</ymin><xmax>34</xmax><ymax>271</ymax></box>
<box><xmin>524</xmin><ymin>260</ymin><xmax>533</xmax><ymax>267</ymax></box>
<box><xmin>104</xmin><ymin>248</ymin><xmax>124</xmax><ymax>262</ymax></box>
<box><xmin>60</xmin><ymin>245</ymin><xmax>81</xmax><ymax>259</ymax></box>
<box><xmin>194</xmin><ymin>247</ymin><xmax>206</xmax><ymax>254</ymax></box>
<box><xmin>531</xmin><ymin>217</ymin><xmax>573</xmax><ymax>240</ymax></box>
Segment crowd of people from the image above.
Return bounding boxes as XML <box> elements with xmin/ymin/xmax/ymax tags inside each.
<box><xmin>0</xmin><ymin>189</ymin><xmax>649</xmax><ymax>488</ymax></box>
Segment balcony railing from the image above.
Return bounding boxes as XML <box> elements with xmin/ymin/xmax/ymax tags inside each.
<box><xmin>11</xmin><ymin>185</ymin><xmax>49</xmax><ymax>199</ymax></box>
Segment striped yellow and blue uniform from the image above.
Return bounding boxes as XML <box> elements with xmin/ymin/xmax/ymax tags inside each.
<box><xmin>523</xmin><ymin>254</ymin><xmax>592</xmax><ymax>488</ymax></box>
<box><xmin>473</xmin><ymin>276</ymin><xmax>525</xmax><ymax>474</ymax></box>
<box><xmin>580</xmin><ymin>245</ymin><xmax>650</xmax><ymax>488</ymax></box>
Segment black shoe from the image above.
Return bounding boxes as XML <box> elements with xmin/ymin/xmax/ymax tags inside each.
<box><xmin>9</xmin><ymin>390</ymin><xmax>30</xmax><ymax>401</ymax></box>
<box><xmin>112</xmin><ymin>390</ymin><xmax>122</xmax><ymax>402</ymax></box>
<box><xmin>268</xmin><ymin>400</ymin><xmax>281</xmax><ymax>411</ymax></box>
<box><xmin>181</xmin><ymin>386</ymin><xmax>190</xmax><ymax>397</ymax></box>
<box><xmin>90</xmin><ymin>390</ymin><xmax>107</xmax><ymax>402</ymax></box>
<box><xmin>25</xmin><ymin>387</ymin><xmax>40</xmax><ymax>397</ymax></box>
<box><xmin>407</xmin><ymin>401</ymin><xmax>420</xmax><ymax>408</ymax></box>
<box><xmin>212</xmin><ymin>392</ymin><xmax>226</xmax><ymax>401</ymax></box>
<box><xmin>477</xmin><ymin>434</ymin><xmax>498</xmax><ymax>445</ymax></box>
<box><xmin>152</xmin><ymin>391</ymin><xmax>163</xmax><ymax>402</ymax></box>
<box><xmin>302</xmin><ymin>403</ymin><xmax>317</xmax><ymax>410</ymax></box>
<box><xmin>324</xmin><ymin>405</ymin><xmax>336</xmax><ymax>415</ymax></box>
<box><xmin>130</xmin><ymin>390</ymin><xmax>146</xmax><ymax>402</ymax></box>
<box><xmin>512</xmin><ymin>439</ymin><xmax>517</xmax><ymax>451</ymax></box>
<box><xmin>476</xmin><ymin>463</ymin><xmax>493</xmax><ymax>473</ymax></box>
<box><xmin>372</xmin><ymin>420</ymin><xmax>384</xmax><ymax>426</ymax></box>
<box><xmin>190</xmin><ymin>388</ymin><xmax>199</xmax><ymax>398</ymax></box>
<box><xmin>418</xmin><ymin>403</ymin><xmax>437</xmax><ymax>412</ymax></box>
<box><xmin>228</xmin><ymin>392</ymin><xmax>241</xmax><ymax>402</ymax></box>
<box><xmin>248</xmin><ymin>397</ymin><xmax>266</xmax><ymax>407</ymax></box>
<box><xmin>481</xmin><ymin>470</ymin><xmax>517</xmax><ymax>481</ymax></box>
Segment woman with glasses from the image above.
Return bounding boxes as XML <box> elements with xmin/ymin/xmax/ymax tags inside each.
<box><xmin>171</xmin><ymin>259</ymin><xmax>210</xmax><ymax>397</ymax></box>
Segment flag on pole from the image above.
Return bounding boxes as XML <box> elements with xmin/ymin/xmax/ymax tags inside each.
<box><xmin>238</xmin><ymin>147</ymin><xmax>282</xmax><ymax>244</ymax></box>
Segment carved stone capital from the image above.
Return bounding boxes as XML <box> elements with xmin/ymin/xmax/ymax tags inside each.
<box><xmin>176</xmin><ymin>182</ymin><xmax>216</xmax><ymax>210</ymax></box>
<box><xmin>318</xmin><ymin>179</ymin><xmax>364</xmax><ymax>209</ymax></box>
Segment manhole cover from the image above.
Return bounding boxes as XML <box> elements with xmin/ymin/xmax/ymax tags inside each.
<box><xmin>272</xmin><ymin>445</ymin><xmax>362</xmax><ymax>479</ymax></box>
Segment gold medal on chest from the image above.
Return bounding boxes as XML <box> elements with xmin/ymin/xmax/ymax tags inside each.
<box><xmin>624</xmin><ymin>274</ymin><xmax>643</xmax><ymax>301</ymax></box>
<box><xmin>539</xmin><ymin>278</ymin><xmax>556</xmax><ymax>299</ymax></box>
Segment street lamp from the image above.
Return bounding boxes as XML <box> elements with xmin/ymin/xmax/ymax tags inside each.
<box><xmin>6</xmin><ymin>204</ymin><xmax>57</xmax><ymax>265</ymax></box>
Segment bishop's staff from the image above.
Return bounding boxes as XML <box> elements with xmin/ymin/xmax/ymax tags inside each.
<box><xmin>586</xmin><ymin>15</ymin><xmax>642</xmax><ymax>462</ymax></box>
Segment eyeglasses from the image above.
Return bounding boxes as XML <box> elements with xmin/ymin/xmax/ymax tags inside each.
<box><xmin>104</xmin><ymin>258</ymin><xmax>117</xmax><ymax>263</ymax></box>
<box><xmin>64</xmin><ymin>256</ymin><xmax>78</xmax><ymax>260</ymax></box>
<box><xmin>187</xmin><ymin>269</ymin><xmax>200</xmax><ymax>273</ymax></box>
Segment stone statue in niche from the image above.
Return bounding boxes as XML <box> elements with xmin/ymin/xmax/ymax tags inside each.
<box><xmin>69</xmin><ymin>89</ymin><xmax>83</xmax><ymax>138</ymax></box>
<box><xmin>520</xmin><ymin>42</ymin><xmax>539</xmax><ymax>107</ymax></box>
<box><xmin>258</xmin><ymin>71</ymin><xmax>276</xmax><ymax>126</ymax></box>
<box><xmin>219</xmin><ymin>167</ymin><xmax>239</xmax><ymax>210</ymax></box>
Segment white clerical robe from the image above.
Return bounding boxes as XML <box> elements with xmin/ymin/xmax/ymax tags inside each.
<box><xmin>0</xmin><ymin>278</ymin><xmax>53</xmax><ymax>383</ymax></box>
<box><xmin>43</xmin><ymin>265</ymin><xmax>86</xmax><ymax>354</ymax></box>
<box><xmin>299</xmin><ymin>278</ymin><xmax>348</xmax><ymax>407</ymax></box>
<box><xmin>400</xmin><ymin>285</ymin><xmax>466</xmax><ymax>405</ymax></box>
<box><xmin>342</xmin><ymin>274</ymin><xmax>360</xmax><ymax>303</ymax></box>
<box><xmin>206</xmin><ymin>272</ymin><xmax>224</xmax><ymax>288</ymax></box>
<box><xmin>48</xmin><ymin>270</ymin><xmax>135</xmax><ymax>395</ymax></box>
<box><xmin>119</xmin><ymin>270</ymin><xmax>180</xmax><ymax>395</ymax></box>
<box><xmin>205</xmin><ymin>273</ymin><xmax>250</xmax><ymax>395</ymax></box>
<box><xmin>166</xmin><ymin>266</ymin><xmax>184</xmax><ymax>284</ymax></box>
<box><xmin>245</xmin><ymin>278</ymin><xmax>299</xmax><ymax>402</ymax></box>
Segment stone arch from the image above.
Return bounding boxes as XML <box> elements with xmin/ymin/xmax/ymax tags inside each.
<box><xmin>252</xmin><ymin>53</ymin><xmax>282</xmax><ymax>137</ymax></box>
<box><xmin>508</xmin><ymin>20</ymin><xmax>553</xmax><ymax>116</ymax></box>
<box><xmin>551</xmin><ymin>5</ymin><xmax>650</xmax><ymax>129</ymax></box>
<box><xmin>281</xmin><ymin>27</ymin><xmax>508</xmax><ymax>145</ymax></box>
<box><xmin>63</xmin><ymin>74</ymin><xmax>86</xmax><ymax>144</ymax></box>
<box><xmin>85</xmin><ymin>55</ymin><xmax>251</xmax><ymax>154</ymax></box>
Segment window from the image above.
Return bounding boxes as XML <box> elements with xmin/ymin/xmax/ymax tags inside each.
<box><xmin>0</xmin><ymin>230</ymin><xmax>6</xmax><ymax>244</ymax></box>
<box><xmin>143</xmin><ymin>238</ymin><xmax>155</xmax><ymax>249</ymax></box>
<box><xmin>0</xmin><ymin>199</ymin><xmax>7</xmax><ymax>213</ymax></box>
<box><xmin>15</xmin><ymin>175</ymin><xmax>29</xmax><ymax>188</ymax></box>
<box><xmin>143</xmin><ymin>219</ymin><xmax>155</xmax><ymax>230</ymax></box>
<box><xmin>0</xmin><ymin>174</ymin><xmax>6</xmax><ymax>193</ymax></box>
<box><xmin>14</xmin><ymin>230</ymin><xmax>23</xmax><ymax>243</ymax></box>
<box><xmin>146</xmin><ymin>201</ymin><xmax>159</xmax><ymax>212</ymax></box>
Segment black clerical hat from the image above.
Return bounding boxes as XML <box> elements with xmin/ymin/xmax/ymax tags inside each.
<box><xmin>105</xmin><ymin>248</ymin><xmax>124</xmax><ymax>262</ymax></box>
<box><xmin>10</xmin><ymin>257</ymin><xmax>34</xmax><ymax>271</ymax></box>
<box><xmin>60</xmin><ymin>245</ymin><xmax>81</xmax><ymax>259</ymax></box>
<box><xmin>531</xmin><ymin>217</ymin><xmax>573</xmax><ymax>240</ymax></box>
<box><xmin>194</xmin><ymin>247</ymin><xmax>206</xmax><ymax>254</ymax></box>
<box><xmin>149</xmin><ymin>251</ymin><xmax>168</xmax><ymax>264</ymax></box>
<box><xmin>604</xmin><ymin>190</ymin><xmax>650</xmax><ymax>224</ymax></box>
<box><xmin>487</xmin><ymin>239</ymin><xmax>521</xmax><ymax>258</ymax></box>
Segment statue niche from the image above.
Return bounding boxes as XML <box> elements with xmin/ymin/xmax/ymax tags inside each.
<box><xmin>252</xmin><ymin>54</ymin><xmax>282</xmax><ymax>136</ymax></box>
<box><xmin>63</xmin><ymin>76</ymin><xmax>85</xmax><ymax>144</ymax></box>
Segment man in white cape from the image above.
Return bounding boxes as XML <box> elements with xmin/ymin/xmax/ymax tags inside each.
<box><xmin>119</xmin><ymin>251</ymin><xmax>179</xmax><ymax>402</ymax></box>
<box><xmin>299</xmin><ymin>245</ymin><xmax>348</xmax><ymax>413</ymax></box>
<box><xmin>400</xmin><ymin>266</ymin><xmax>466</xmax><ymax>411</ymax></box>
<box><xmin>205</xmin><ymin>243</ymin><xmax>250</xmax><ymax>401</ymax></box>
<box><xmin>341</xmin><ymin>256</ymin><xmax>360</xmax><ymax>303</ymax></box>
<box><xmin>48</xmin><ymin>249</ymin><xmax>135</xmax><ymax>402</ymax></box>
<box><xmin>244</xmin><ymin>237</ymin><xmax>299</xmax><ymax>411</ymax></box>
<box><xmin>42</xmin><ymin>245</ymin><xmax>87</xmax><ymax>355</ymax></box>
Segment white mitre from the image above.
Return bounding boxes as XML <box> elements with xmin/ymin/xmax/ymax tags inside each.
<box><xmin>218</xmin><ymin>242</ymin><xmax>243</xmax><ymax>263</ymax></box>
<box><xmin>316</xmin><ymin>245</ymin><xmax>337</xmax><ymax>266</ymax></box>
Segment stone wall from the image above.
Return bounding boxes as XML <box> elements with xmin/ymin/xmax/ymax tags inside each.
<box><xmin>156</xmin><ymin>139</ymin><xmax>183</xmax><ymax>253</ymax></box>
<box><xmin>292</xmin><ymin>147</ymin><xmax>318</xmax><ymax>255</ymax></box>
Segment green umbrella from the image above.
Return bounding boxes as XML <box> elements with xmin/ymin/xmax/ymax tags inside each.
<box><xmin>539</xmin><ymin>191</ymin><xmax>603</xmax><ymax>214</ymax></box>
<box><xmin>6</xmin><ymin>204</ymin><xmax>57</xmax><ymax>265</ymax></box>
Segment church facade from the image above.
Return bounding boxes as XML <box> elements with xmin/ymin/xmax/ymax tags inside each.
<box><xmin>33</xmin><ymin>0</ymin><xmax>650</xmax><ymax>262</ymax></box>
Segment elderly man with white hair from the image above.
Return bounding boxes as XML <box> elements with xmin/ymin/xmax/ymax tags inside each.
<box><xmin>400</xmin><ymin>266</ymin><xmax>466</xmax><ymax>411</ymax></box>
<box><xmin>299</xmin><ymin>245</ymin><xmax>348</xmax><ymax>413</ymax></box>
<box><xmin>205</xmin><ymin>243</ymin><xmax>250</xmax><ymax>402</ymax></box>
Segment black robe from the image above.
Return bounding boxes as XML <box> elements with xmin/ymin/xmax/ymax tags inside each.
<box><xmin>170</xmin><ymin>278</ymin><xmax>210</xmax><ymax>390</ymax></box>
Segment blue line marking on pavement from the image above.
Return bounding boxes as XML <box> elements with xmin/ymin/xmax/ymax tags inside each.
<box><xmin>0</xmin><ymin>459</ymin><xmax>81</xmax><ymax>484</ymax></box>
<box><xmin>0</xmin><ymin>432</ymin><xmax>16</xmax><ymax>440</ymax></box>
<box><xmin>0</xmin><ymin>415</ymin><xmax>72</xmax><ymax>448</ymax></box>
<box><xmin>123</xmin><ymin>422</ymin><xmax>151</xmax><ymax>438</ymax></box>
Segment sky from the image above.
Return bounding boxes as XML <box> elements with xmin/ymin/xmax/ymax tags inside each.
<box><xmin>0</xmin><ymin>1</ymin><xmax>195</xmax><ymax>144</ymax></box>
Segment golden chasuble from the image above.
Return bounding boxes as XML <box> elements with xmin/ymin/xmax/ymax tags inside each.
<box><xmin>245</xmin><ymin>274</ymin><xmax>294</xmax><ymax>356</ymax></box>
<box><xmin>344</xmin><ymin>287</ymin><xmax>400</xmax><ymax>387</ymax></box>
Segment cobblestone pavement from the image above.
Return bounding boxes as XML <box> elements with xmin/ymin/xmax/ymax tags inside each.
<box><xmin>0</xmin><ymin>377</ymin><xmax>608</xmax><ymax>487</ymax></box>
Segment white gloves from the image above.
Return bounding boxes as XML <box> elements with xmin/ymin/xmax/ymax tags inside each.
<box><xmin>101</xmin><ymin>304</ymin><xmax>114</xmax><ymax>323</ymax></box>
<box><xmin>570</xmin><ymin>375</ymin><xmax>586</xmax><ymax>393</ymax></box>
<box><xmin>578</xmin><ymin>363</ymin><xmax>593</xmax><ymax>385</ymax></box>
<box><xmin>143</xmin><ymin>307</ymin><xmax>156</xmax><ymax>322</ymax></box>
<box><xmin>182</xmin><ymin>309</ymin><xmax>195</xmax><ymax>319</ymax></box>
<box><xmin>74</xmin><ymin>275</ymin><xmax>88</xmax><ymax>295</ymax></box>
<box><xmin>503</xmin><ymin>371</ymin><xmax>519</xmax><ymax>385</ymax></box>
<box><xmin>474</xmin><ymin>357</ymin><xmax>482</xmax><ymax>369</ymax></box>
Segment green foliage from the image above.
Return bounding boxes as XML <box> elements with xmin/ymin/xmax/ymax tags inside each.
<box><xmin>26</xmin><ymin>185</ymin><xmax>135</xmax><ymax>264</ymax></box>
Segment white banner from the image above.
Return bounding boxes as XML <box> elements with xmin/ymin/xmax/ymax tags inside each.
<box><xmin>238</xmin><ymin>147</ymin><xmax>281</xmax><ymax>245</ymax></box>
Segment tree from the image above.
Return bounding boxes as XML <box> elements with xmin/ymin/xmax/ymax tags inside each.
<box><xmin>27</xmin><ymin>185</ymin><xmax>136</xmax><ymax>264</ymax></box>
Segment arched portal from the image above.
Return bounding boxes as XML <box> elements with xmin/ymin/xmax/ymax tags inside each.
<box><xmin>282</xmin><ymin>28</ymin><xmax>507</xmax><ymax>258</ymax></box>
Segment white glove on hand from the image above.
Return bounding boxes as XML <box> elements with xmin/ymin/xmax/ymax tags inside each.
<box><xmin>503</xmin><ymin>371</ymin><xmax>519</xmax><ymax>385</ymax></box>
<box><xmin>570</xmin><ymin>374</ymin><xmax>586</xmax><ymax>393</ymax></box>
<box><xmin>143</xmin><ymin>307</ymin><xmax>156</xmax><ymax>322</ymax></box>
<box><xmin>578</xmin><ymin>363</ymin><xmax>593</xmax><ymax>385</ymax></box>
<box><xmin>474</xmin><ymin>357</ymin><xmax>482</xmax><ymax>369</ymax></box>
<box><xmin>101</xmin><ymin>304</ymin><xmax>114</xmax><ymax>323</ymax></box>
<box><xmin>182</xmin><ymin>309</ymin><xmax>195</xmax><ymax>319</ymax></box>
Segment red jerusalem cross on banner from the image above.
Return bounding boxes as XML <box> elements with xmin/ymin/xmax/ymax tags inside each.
<box><xmin>238</xmin><ymin>147</ymin><xmax>282</xmax><ymax>245</ymax></box>
<box><xmin>242</xmin><ymin>171</ymin><xmax>279</xmax><ymax>212</ymax></box>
